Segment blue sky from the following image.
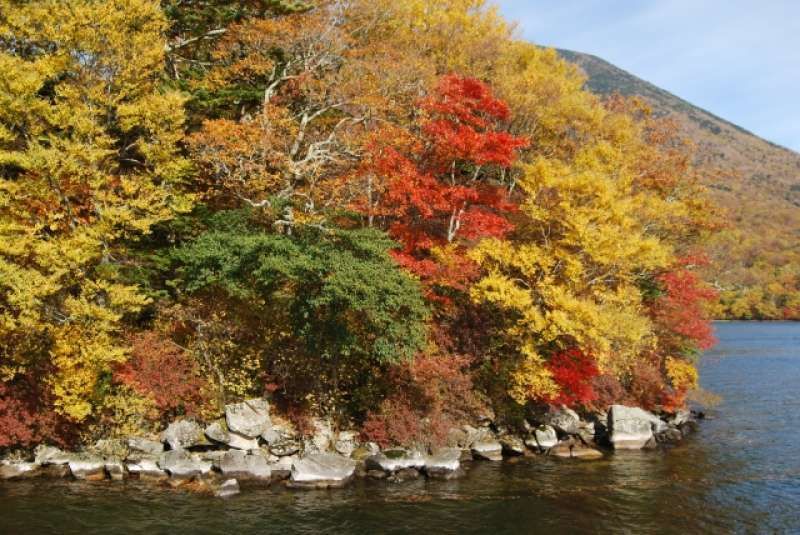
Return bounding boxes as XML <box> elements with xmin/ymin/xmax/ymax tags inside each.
<box><xmin>496</xmin><ymin>1</ymin><xmax>800</xmax><ymax>152</ymax></box>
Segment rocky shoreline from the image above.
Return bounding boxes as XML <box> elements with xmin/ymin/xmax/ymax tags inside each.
<box><xmin>0</xmin><ymin>400</ymin><xmax>702</xmax><ymax>497</ymax></box>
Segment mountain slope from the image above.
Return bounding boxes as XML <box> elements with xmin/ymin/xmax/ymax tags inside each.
<box><xmin>557</xmin><ymin>49</ymin><xmax>800</xmax><ymax>318</ymax></box>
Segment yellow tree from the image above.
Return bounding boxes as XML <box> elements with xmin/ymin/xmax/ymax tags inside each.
<box><xmin>0</xmin><ymin>0</ymin><xmax>191</xmax><ymax>421</ymax></box>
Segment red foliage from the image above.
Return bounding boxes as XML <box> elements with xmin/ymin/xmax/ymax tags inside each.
<box><xmin>0</xmin><ymin>374</ymin><xmax>76</xmax><ymax>449</ymax></box>
<box><xmin>544</xmin><ymin>348</ymin><xmax>599</xmax><ymax>407</ymax></box>
<box><xmin>783</xmin><ymin>306</ymin><xmax>800</xmax><ymax>321</ymax></box>
<box><xmin>627</xmin><ymin>361</ymin><xmax>668</xmax><ymax>411</ymax></box>
<box><xmin>114</xmin><ymin>332</ymin><xmax>213</xmax><ymax>422</ymax></box>
<box><xmin>589</xmin><ymin>373</ymin><xmax>630</xmax><ymax>411</ymax></box>
<box><xmin>361</xmin><ymin>395</ymin><xmax>421</xmax><ymax>449</ymax></box>
<box><xmin>361</xmin><ymin>353</ymin><xmax>483</xmax><ymax>448</ymax></box>
<box><xmin>353</xmin><ymin>75</ymin><xmax>527</xmax><ymax>295</ymax></box>
<box><xmin>652</xmin><ymin>262</ymin><xmax>718</xmax><ymax>352</ymax></box>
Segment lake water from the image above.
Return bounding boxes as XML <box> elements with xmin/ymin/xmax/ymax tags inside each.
<box><xmin>2</xmin><ymin>321</ymin><xmax>799</xmax><ymax>534</ymax></box>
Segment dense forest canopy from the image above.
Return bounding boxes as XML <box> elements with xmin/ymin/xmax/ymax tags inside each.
<box><xmin>0</xmin><ymin>0</ymin><xmax>725</xmax><ymax>449</ymax></box>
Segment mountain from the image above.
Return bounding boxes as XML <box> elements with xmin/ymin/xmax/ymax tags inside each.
<box><xmin>556</xmin><ymin>49</ymin><xmax>800</xmax><ymax>318</ymax></box>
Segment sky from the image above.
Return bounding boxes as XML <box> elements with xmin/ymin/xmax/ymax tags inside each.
<box><xmin>496</xmin><ymin>0</ymin><xmax>800</xmax><ymax>152</ymax></box>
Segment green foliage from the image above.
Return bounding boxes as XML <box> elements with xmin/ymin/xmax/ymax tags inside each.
<box><xmin>166</xmin><ymin>214</ymin><xmax>429</xmax><ymax>412</ymax></box>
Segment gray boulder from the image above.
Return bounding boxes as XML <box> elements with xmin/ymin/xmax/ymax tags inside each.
<box><xmin>219</xmin><ymin>450</ymin><xmax>271</xmax><ymax>480</ymax></box>
<box><xmin>269</xmin><ymin>439</ymin><xmax>301</xmax><ymax>457</ymax></box>
<box><xmin>334</xmin><ymin>430</ymin><xmax>359</xmax><ymax>457</ymax></box>
<box><xmin>68</xmin><ymin>457</ymin><xmax>107</xmax><ymax>480</ymax></box>
<box><xmin>500</xmin><ymin>435</ymin><xmax>526</xmax><ymax>456</ymax></box>
<box><xmin>225</xmin><ymin>399</ymin><xmax>271</xmax><ymax>438</ymax></box>
<box><xmin>34</xmin><ymin>445</ymin><xmax>73</xmax><ymax>465</ymax></box>
<box><xmin>204</xmin><ymin>420</ymin><xmax>229</xmax><ymax>443</ymax></box>
<box><xmin>162</xmin><ymin>419</ymin><xmax>208</xmax><ymax>451</ymax></box>
<box><xmin>423</xmin><ymin>448</ymin><xmax>462</xmax><ymax>479</ymax></box>
<box><xmin>125</xmin><ymin>457</ymin><xmax>168</xmax><ymax>481</ymax></box>
<box><xmin>545</xmin><ymin>406</ymin><xmax>581</xmax><ymax>435</ymax></box>
<box><xmin>269</xmin><ymin>455</ymin><xmax>296</xmax><ymax>480</ymax></box>
<box><xmin>578</xmin><ymin>421</ymin><xmax>597</xmax><ymax>445</ymax></box>
<box><xmin>304</xmin><ymin>418</ymin><xmax>334</xmax><ymax>453</ymax></box>
<box><xmin>471</xmin><ymin>440</ymin><xmax>503</xmax><ymax>461</ymax></box>
<box><xmin>547</xmin><ymin>437</ymin><xmax>602</xmax><ymax>459</ymax></box>
<box><xmin>105</xmin><ymin>459</ymin><xmax>126</xmax><ymax>481</ymax></box>
<box><xmin>534</xmin><ymin>425</ymin><xmax>558</xmax><ymax>451</ymax></box>
<box><xmin>289</xmin><ymin>453</ymin><xmax>356</xmax><ymax>489</ymax></box>
<box><xmin>205</xmin><ymin>420</ymin><xmax>260</xmax><ymax>451</ymax></box>
<box><xmin>214</xmin><ymin>478</ymin><xmax>240</xmax><ymax>498</ymax></box>
<box><xmin>158</xmin><ymin>450</ymin><xmax>213</xmax><ymax>478</ymax></box>
<box><xmin>608</xmin><ymin>405</ymin><xmax>666</xmax><ymax>450</ymax></box>
<box><xmin>365</xmin><ymin>449</ymin><xmax>425</xmax><ymax>473</ymax></box>
<box><xmin>260</xmin><ymin>427</ymin><xmax>281</xmax><ymax>445</ymax></box>
<box><xmin>127</xmin><ymin>437</ymin><xmax>164</xmax><ymax>455</ymax></box>
<box><xmin>0</xmin><ymin>461</ymin><xmax>40</xmax><ymax>480</ymax></box>
<box><xmin>462</xmin><ymin>425</ymin><xmax>494</xmax><ymax>449</ymax></box>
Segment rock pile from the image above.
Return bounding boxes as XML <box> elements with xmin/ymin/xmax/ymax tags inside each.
<box><xmin>0</xmin><ymin>398</ymin><xmax>702</xmax><ymax>496</ymax></box>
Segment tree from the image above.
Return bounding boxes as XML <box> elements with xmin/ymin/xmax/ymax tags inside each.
<box><xmin>469</xmin><ymin>94</ymin><xmax>715</xmax><ymax>406</ymax></box>
<box><xmin>353</xmin><ymin>74</ymin><xmax>527</xmax><ymax>290</ymax></box>
<box><xmin>168</xmin><ymin>213</ymin><xmax>429</xmax><ymax>415</ymax></box>
<box><xmin>0</xmin><ymin>0</ymin><xmax>191</xmax><ymax>421</ymax></box>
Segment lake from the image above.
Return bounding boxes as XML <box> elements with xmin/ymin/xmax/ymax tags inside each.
<box><xmin>2</xmin><ymin>321</ymin><xmax>799</xmax><ymax>534</ymax></box>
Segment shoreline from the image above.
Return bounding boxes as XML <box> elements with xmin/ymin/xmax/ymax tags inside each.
<box><xmin>0</xmin><ymin>401</ymin><xmax>702</xmax><ymax>497</ymax></box>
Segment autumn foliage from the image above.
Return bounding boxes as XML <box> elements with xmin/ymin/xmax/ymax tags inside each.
<box><xmin>355</xmin><ymin>75</ymin><xmax>526</xmax><ymax>290</ymax></box>
<box><xmin>113</xmin><ymin>333</ymin><xmax>214</xmax><ymax>423</ymax></box>
<box><xmin>544</xmin><ymin>349</ymin><xmax>600</xmax><ymax>407</ymax></box>
<box><xmin>0</xmin><ymin>0</ymin><xmax>724</xmax><ymax>449</ymax></box>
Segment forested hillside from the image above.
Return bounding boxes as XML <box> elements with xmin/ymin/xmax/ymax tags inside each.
<box><xmin>558</xmin><ymin>49</ymin><xmax>800</xmax><ymax>320</ymax></box>
<box><xmin>1</xmin><ymin>0</ymin><xmax>718</xmax><ymax>449</ymax></box>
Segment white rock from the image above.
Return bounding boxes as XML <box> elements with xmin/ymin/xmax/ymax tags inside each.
<box><xmin>534</xmin><ymin>425</ymin><xmax>559</xmax><ymax>450</ymax></box>
<box><xmin>269</xmin><ymin>455</ymin><xmax>296</xmax><ymax>479</ymax></box>
<box><xmin>158</xmin><ymin>450</ymin><xmax>213</xmax><ymax>478</ymax></box>
<box><xmin>162</xmin><ymin>420</ymin><xmax>207</xmax><ymax>451</ymax></box>
<box><xmin>105</xmin><ymin>459</ymin><xmax>126</xmax><ymax>481</ymax></box>
<box><xmin>608</xmin><ymin>405</ymin><xmax>665</xmax><ymax>450</ymax></box>
<box><xmin>471</xmin><ymin>440</ymin><xmax>503</xmax><ymax>461</ymax></box>
<box><xmin>424</xmin><ymin>448</ymin><xmax>462</xmax><ymax>478</ymax></box>
<box><xmin>69</xmin><ymin>458</ymin><xmax>107</xmax><ymax>480</ymax></box>
<box><xmin>304</xmin><ymin>418</ymin><xmax>334</xmax><ymax>453</ymax></box>
<box><xmin>334</xmin><ymin>430</ymin><xmax>358</xmax><ymax>457</ymax></box>
<box><xmin>206</xmin><ymin>419</ymin><xmax>265</xmax><ymax>451</ymax></box>
<box><xmin>289</xmin><ymin>453</ymin><xmax>356</xmax><ymax>488</ymax></box>
<box><xmin>225</xmin><ymin>399</ymin><xmax>271</xmax><ymax>438</ymax></box>
<box><xmin>0</xmin><ymin>461</ymin><xmax>39</xmax><ymax>480</ymax></box>
<box><xmin>34</xmin><ymin>445</ymin><xmax>73</xmax><ymax>465</ymax></box>
<box><xmin>545</xmin><ymin>407</ymin><xmax>581</xmax><ymax>435</ymax></box>
<box><xmin>126</xmin><ymin>458</ymin><xmax>168</xmax><ymax>480</ymax></box>
<box><xmin>365</xmin><ymin>450</ymin><xmax>425</xmax><ymax>473</ymax></box>
<box><xmin>127</xmin><ymin>437</ymin><xmax>164</xmax><ymax>455</ymax></box>
<box><xmin>219</xmin><ymin>450</ymin><xmax>271</xmax><ymax>480</ymax></box>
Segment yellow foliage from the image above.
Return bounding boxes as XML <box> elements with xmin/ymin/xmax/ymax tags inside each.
<box><xmin>665</xmin><ymin>357</ymin><xmax>699</xmax><ymax>392</ymax></box>
<box><xmin>0</xmin><ymin>0</ymin><xmax>190</xmax><ymax>420</ymax></box>
<box><xmin>95</xmin><ymin>386</ymin><xmax>159</xmax><ymax>439</ymax></box>
<box><xmin>468</xmin><ymin>43</ymin><xmax>712</xmax><ymax>403</ymax></box>
<box><xmin>507</xmin><ymin>344</ymin><xmax>558</xmax><ymax>404</ymax></box>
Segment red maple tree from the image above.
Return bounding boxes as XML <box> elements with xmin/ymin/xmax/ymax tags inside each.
<box><xmin>354</xmin><ymin>75</ymin><xmax>528</xmax><ymax>290</ymax></box>
<box><xmin>545</xmin><ymin>348</ymin><xmax>600</xmax><ymax>407</ymax></box>
<box><xmin>652</xmin><ymin>255</ymin><xmax>718</xmax><ymax>353</ymax></box>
